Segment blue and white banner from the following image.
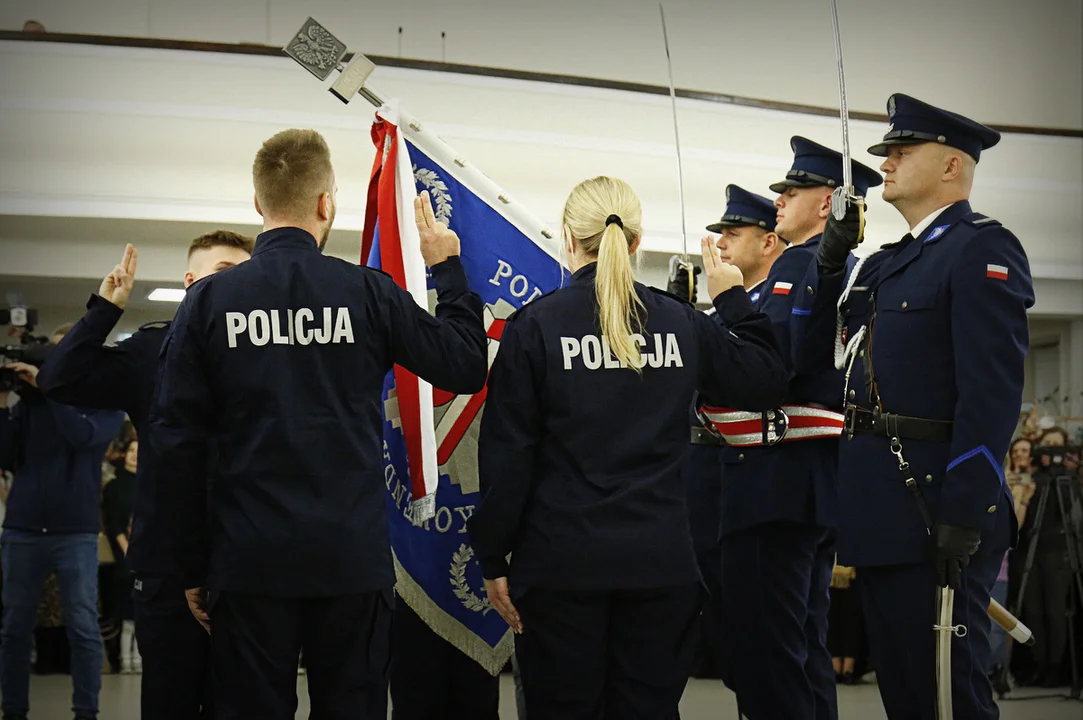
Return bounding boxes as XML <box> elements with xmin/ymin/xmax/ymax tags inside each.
<box><xmin>363</xmin><ymin>102</ymin><xmax>566</xmax><ymax>673</ymax></box>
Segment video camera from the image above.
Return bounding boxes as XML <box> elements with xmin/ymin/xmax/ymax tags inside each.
<box><xmin>0</xmin><ymin>307</ymin><xmax>51</xmax><ymax>393</ymax></box>
<box><xmin>1032</xmin><ymin>444</ymin><xmax>1082</xmax><ymax>478</ymax></box>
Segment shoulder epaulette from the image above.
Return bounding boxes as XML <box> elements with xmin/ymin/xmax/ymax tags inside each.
<box><xmin>138</xmin><ymin>321</ymin><xmax>171</xmax><ymax>332</ymax></box>
<box><xmin>647</xmin><ymin>285</ymin><xmax>696</xmax><ymax>307</ymax></box>
<box><xmin>964</xmin><ymin>213</ymin><xmax>1002</xmax><ymax>229</ymax></box>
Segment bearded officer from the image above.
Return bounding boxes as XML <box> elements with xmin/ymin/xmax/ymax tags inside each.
<box><xmin>146</xmin><ymin>128</ymin><xmax>489</xmax><ymax>719</ymax></box>
<box><xmin>699</xmin><ymin>138</ymin><xmax>881</xmax><ymax>720</ymax></box>
<box><xmin>793</xmin><ymin>94</ymin><xmax>1034</xmax><ymax>719</ymax></box>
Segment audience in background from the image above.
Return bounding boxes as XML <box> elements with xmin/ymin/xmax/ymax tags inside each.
<box><xmin>102</xmin><ymin>439</ymin><xmax>140</xmax><ymax>674</ymax></box>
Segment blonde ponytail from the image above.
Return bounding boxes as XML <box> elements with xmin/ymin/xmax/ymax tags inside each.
<box><xmin>560</xmin><ymin>176</ymin><xmax>646</xmax><ymax>372</ymax></box>
<box><xmin>596</xmin><ymin>222</ymin><xmax>643</xmax><ymax>369</ymax></box>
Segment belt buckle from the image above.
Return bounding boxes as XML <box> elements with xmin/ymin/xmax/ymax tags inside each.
<box><xmin>844</xmin><ymin>405</ymin><xmax>857</xmax><ymax>439</ymax></box>
<box><xmin>695</xmin><ymin>406</ymin><xmax>724</xmax><ymax>440</ymax></box>
<box><xmin>765</xmin><ymin>407</ymin><xmax>789</xmax><ymax>446</ymax></box>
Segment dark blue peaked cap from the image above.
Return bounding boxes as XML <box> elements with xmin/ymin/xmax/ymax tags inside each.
<box><xmin>706</xmin><ymin>184</ymin><xmax>778</xmax><ymax>233</ymax></box>
<box><xmin>867</xmin><ymin>93</ymin><xmax>1001</xmax><ymax>161</ymax></box>
<box><xmin>769</xmin><ymin>136</ymin><xmax>883</xmax><ymax>196</ymax></box>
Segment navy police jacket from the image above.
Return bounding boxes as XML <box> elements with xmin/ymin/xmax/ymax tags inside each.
<box><xmin>468</xmin><ymin>263</ymin><xmax>789</xmax><ymax>590</ymax></box>
<box><xmin>147</xmin><ymin>228</ymin><xmax>489</xmax><ymax>596</ymax></box>
<box><xmin>680</xmin><ymin>283</ymin><xmax>763</xmax><ymax>553</ymax></box>
<box><xmin>0</xmin><ymin>389</ymin><xmax>123</xmax><ymax>534</ymax></box>
<box><xmin>717</xmin><ymin>235</ymin><xmax>851</xmax><ymax>538</ymax></box>
<box><xmin>792</xmin><ymin>201</ymin><xmax>1034</xmax><ymax>566</ymax></box>
<box><xmin>37</xmin><ymin>295</ymin><xmax>176</xmax><ymax>574</ymax></box>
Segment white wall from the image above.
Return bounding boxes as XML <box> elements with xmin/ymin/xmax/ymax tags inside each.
<box><xmin>1</xmin><ymin>38</ymin><xmax>1080</xmax><ymax>313</ymax></box>
<box><xmin>2</xmin><ymin>0</ymin><xmax>1080</xmax><ymax>129</ymax></box>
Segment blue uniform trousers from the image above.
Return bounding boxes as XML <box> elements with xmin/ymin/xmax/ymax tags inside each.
<box><xmin>859</xmin><ymin>554</ymin><xmax>1002</xmax><ymax>720</ymax></box>
<box><xmin>514</xmin><ymin>584</ymin><xmax>701</xmax><ymax>719</ymax></box>
<box><xmin>208</xmin><ymin>589</ymin><xmax>393</xmax><ymax>719</ymax></box>
<box><xmin>133</xmin><ymin>573</ymin><xmax>212</xmax><ymax>719</ymax></box>
<box><xmin>719</xmin><ymin>521</ymin><xmax>837</xmax><ymax>720</ymax></box>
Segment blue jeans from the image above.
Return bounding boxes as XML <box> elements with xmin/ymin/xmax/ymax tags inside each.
<box><xmin>989</xmin><ymin>579</ymin><xmax>1009</xmax><ymax>669</ymax></box>
<box><xmin>1</xmin><ymin>529</ymin><xmax>102</xmax><ymax>718</ymax></box>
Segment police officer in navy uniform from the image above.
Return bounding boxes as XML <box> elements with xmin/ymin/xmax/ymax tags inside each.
<box><xmin>699</xmin><ymin>138</ymin><xmax>881</xmax><ymax>720</ymax></box>
<box><xmin>670</xmin><ymin>184</ymin><xmax>785</xmax><ymax>680</ymax></box>
<box><xmin>793</xmin><ymin>94</ymin><xmax>1034</xmax><ymax>719</ymax></box>
<box><xmin>37</xmin><ymin>230</ymin><xmax>253</xmax><ymax>719</ymax></box>
<box><xmin>467</xmin><ymin>175</ymin><xmax>790</xmax><ymax>720</ymax></box>
<box><xmin>146</xmin><ymin>128</ymin><xmax>489</xmax><ymax>719</ymax></box>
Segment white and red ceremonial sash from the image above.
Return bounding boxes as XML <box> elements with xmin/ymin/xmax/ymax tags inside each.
<box><xmin>699</xmin><ymin>404</ymin><xmax>846</xmax><ymax>447</ymax></box>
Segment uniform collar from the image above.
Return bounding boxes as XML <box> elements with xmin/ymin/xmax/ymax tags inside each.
<box><xmin>746</xmin><ymin>278</ymin><xmax>767</xmax><ymax>295</ymax></box>
<box><xmin>253</xmin><ymin>227</ymin><xmax>322</xmax><ymax>256</ymax></box>
<box><xmin>571</xmin><ymin>262</ymin><xmax>598</xmax><ymax>284</ymax></box>
<box><xmin>909</xmin><ymin>204</ymin><xmax>953</xmax><ymax>240</ymax></box>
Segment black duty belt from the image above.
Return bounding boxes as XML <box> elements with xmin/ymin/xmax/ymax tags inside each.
<box><xmin>843</xmin><ymin>406</ymin><xmax>953</xmax><ymax>443</ymax></box>
<box><xmin>690</xmin><ymin>426</ymin><xmax>726</xmax><ymax>447</ymax></box>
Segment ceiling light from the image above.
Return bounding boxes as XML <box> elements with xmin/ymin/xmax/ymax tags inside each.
<box><xmin>148</xmin><ymin>288</ymin><xmax>186</xmax><ymax>302</ymax></box>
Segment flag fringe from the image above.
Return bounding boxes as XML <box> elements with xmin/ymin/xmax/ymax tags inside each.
<box><xmin>393</xmin><ymin>551</ymin><xmax>515</xmax><ymax>676</ymax></box>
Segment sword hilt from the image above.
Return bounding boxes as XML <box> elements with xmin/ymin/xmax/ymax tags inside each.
<box><xmin>830</xmin><ymin>186</ymin><xmax>867</xmax><ymax>246</ymax></box>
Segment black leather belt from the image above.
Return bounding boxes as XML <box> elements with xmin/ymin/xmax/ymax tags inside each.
<box><xmin>843</xmin><ymin>406</ymin><xmax>953</xmax><ymax>443</ymax></box>
<box><xmin>690</xmin><ymin>426</ymin><xmax>725</xmax><ymax>446</ymax></box>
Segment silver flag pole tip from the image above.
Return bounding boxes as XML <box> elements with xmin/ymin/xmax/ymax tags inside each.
<box><xmin>283</xmin><ymin>17</ymin><xmax>382</xmax><ymax>107</ymax></box>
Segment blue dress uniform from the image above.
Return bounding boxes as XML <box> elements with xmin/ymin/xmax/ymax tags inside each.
<box><xmin>680</xmin><ymin>184</ymin><xmax>781</xmax><ymax>681</ymax></box>
<box><xmin>36</xmin><ymin>295</ymin><xmax>214</xmax><ymax>719</ymax></box>
<box><xmin>791</xmin><ymin>95</ymin><xmax>1034</xmax><ymax>719</ymax></box>
<box><xmin>468</xmin><ymin>263</ymin><xmax>789</xmax><ymax>720</ymax></box>
<box><xmin>702</xmin><ymin>137</ymin><xmax>881</xmax><ymax>720</ymax></box>
<box><xmin>146</xmin><ymin>227</ymin><xmax>489</xmax><ymax>719</ymax></box>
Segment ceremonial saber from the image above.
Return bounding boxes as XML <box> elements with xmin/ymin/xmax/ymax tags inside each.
<box><xmin>658</xmin><ymin>4</ymin><xmax>689</xmax><ymax>263</ymax></box>
<box><xmin>934</xmin><ymin>587</ymin><xmax>965</xmax><ymax>719</ymax></box>
<box><xmin>989</xmin><ymin>597</ymin><xmax>1035</xmax><ymax>646</ymax></box>
<box><xmin>827</xmin><ymin>0</ymin><xmax>853</xmax><ymax>221</ymax></box>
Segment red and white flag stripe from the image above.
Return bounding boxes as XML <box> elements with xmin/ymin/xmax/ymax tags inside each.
<box><xmin>367</xmin><ymin>102</ymin><xmax>439</xmax><ymax>521</ymax></box>
<box><xmin>986</xmin><ymin>264</ymin><xmax>1008</xmax><ymax>281</ymax></box>
<box><xmin>772</xmin><ymin>281</ymin><xmax>793</xmax><ymax>295</ymax></box>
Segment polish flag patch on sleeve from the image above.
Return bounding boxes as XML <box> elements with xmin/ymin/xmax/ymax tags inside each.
<box><xmin>986</xmin><ymin>264</ymin><xmax>1009</xmax><ymax>281</ymax></box>
<box><xmin>772</xmin><ymin>281</ymin><xmax>793</xmax><ymax>295</ymax></box>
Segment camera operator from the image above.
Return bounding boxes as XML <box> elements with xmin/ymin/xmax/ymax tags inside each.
<box><xmin>0</xmin><ymin>324</ymin><xmax>125</xmax><ymax>720</ymax></box>
<box><xmin>1019</xmin><ymin>427</ymin><xmax>1082</xmax><ymax>688</ymax></box>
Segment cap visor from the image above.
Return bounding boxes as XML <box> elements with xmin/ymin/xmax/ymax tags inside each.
<box><xmin>768</xmin><ymin>178</ymin><xmax>825</xmax><ymax>194</ymax></box>
<box><xmin>867</xmin><ymin>137</ymin><xmax>923</xmax><ymax>157</ymax></box>
<box><xmin>706</xmin><ymin>219</ymin><xmax>749</xmax><ymax>233</ymax></box>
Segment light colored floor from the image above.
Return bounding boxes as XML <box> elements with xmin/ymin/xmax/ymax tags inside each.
<box><xmin>20</xmin><ymin>673</ymin><xmax>1082</xmax><ymax>719</ymax></box>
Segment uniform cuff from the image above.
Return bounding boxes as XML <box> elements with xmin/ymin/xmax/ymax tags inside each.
<box><xmin>711</xmin><ymin>286</ymin><xmax>756</xmax><ymax>325</ymax></box>
<box><xmin>430</xmin><ymin>257</ymin><xmax>469</xmax><ymax>297</ymax></box>
<box><xmin>480</xmin><ymin>555</ymin><xmax>510</xmax><ymax>580</ymax></box>
<box><xmin>84</xmin><ymin>294</ymin><xmax>125</xmax><ymax>336</ymax></box>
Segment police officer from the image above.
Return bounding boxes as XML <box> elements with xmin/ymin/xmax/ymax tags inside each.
<box><xmin>705</xmin><ymin>184</ymin><xmax>787</xmax><ymax>304</ymax></box>
<box><xmin>36</xmin><ymin>230</ymin><xmax>253</xmax><ymax>718</ymax></box>
<box><xmin>146</xmin><ymin>128</ymin><xmax>490</xmax><ymax>719</ymax></box>
<box><xmin>793</xmin><ymin>94</ymin><xmax>1034</xmax><ymax>719</ymax></box>
<box><xmin>699</xmin><ymin>138</ymin><xmax>881</xmax><ymax>720</ymax></box>
<box><xmin>467</xmin><ymin>175</ymin><xmax>790</xmax><ymax>719</ymax></box>
<box><xmin>670</xmin><ymin>185</ymin><xmax>784</xmax><ymax>680</ymax></box>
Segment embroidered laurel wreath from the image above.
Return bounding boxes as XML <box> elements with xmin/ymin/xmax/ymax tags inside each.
<box><xmin>450</xmin><ymin>543</ymin><xmax>494</xmax><ymax>615</ymax></box>
<box><xmin>414</xmin><ymin>166</ymin><xmax>453</xmax><ymax>225</ymax></box>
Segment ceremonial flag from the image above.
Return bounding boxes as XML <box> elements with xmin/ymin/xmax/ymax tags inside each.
<box><xmin>362</xmin><ymin>100</ymin><xmax>566</xmax><ymax>673</ymax></box>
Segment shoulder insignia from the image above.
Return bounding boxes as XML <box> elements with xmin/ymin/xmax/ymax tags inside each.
<box><xmin>963</xmin><ymin>213</ymin><xmax>1002</xmax><ymax>229</ymax></box>
<box><xmin>138</xmin><ymin>321</ymin><xmax>171</xmax><ymax>331</ymax></box>
<box><xmin>646</xmin><ymin>285</ymin><xmax>695</xmax><ymax>306</ymax></box>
